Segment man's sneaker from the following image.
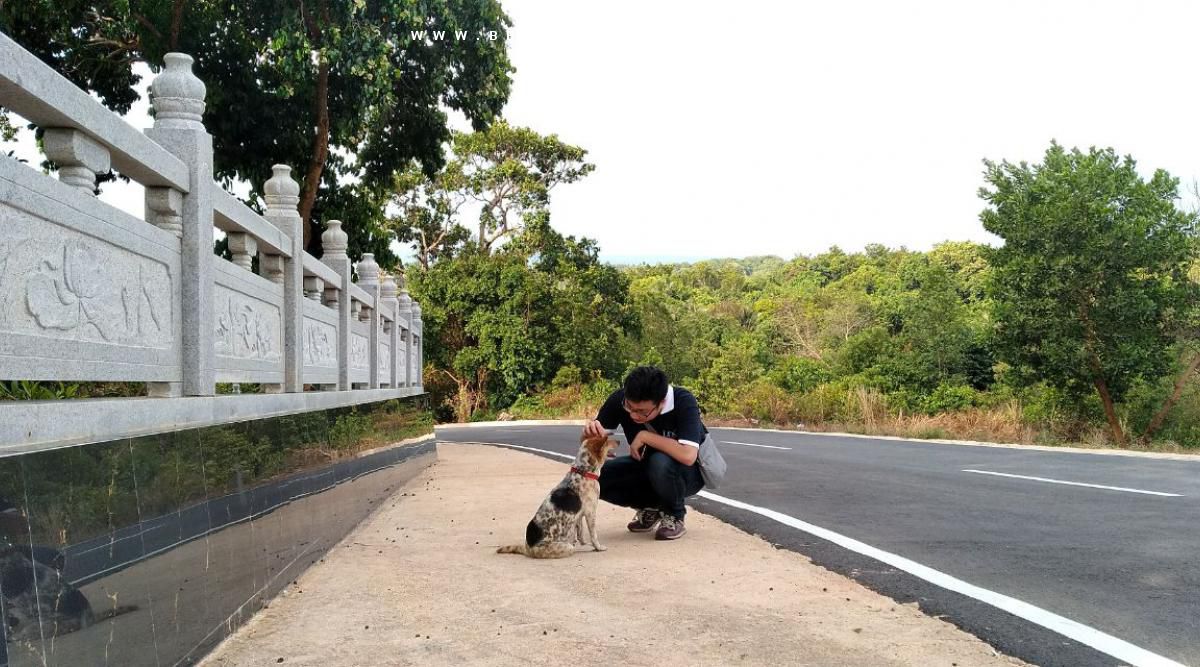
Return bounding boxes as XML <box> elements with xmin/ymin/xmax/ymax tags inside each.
<box><xmin>627</xmin><ymin>509</ymin><xmax>661</xmax><ymax>533</ymax></box>
<box><xmin>655</xmin><ymin>515</ymin><xmax>686</xmax><ymax>540</ymax></box>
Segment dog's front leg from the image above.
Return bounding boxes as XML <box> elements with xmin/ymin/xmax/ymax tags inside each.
<box><xmin>586</xmin><ymin>508</ymin><xmax>606</xmax><ymax>552</ymax></box>
<box><xmin>572</xmin><ymin>515</ymin><xmax>586</xmax><ymax>548</ymax></box>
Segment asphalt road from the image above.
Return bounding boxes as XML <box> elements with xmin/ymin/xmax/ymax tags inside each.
<box><xmin>438</xmin><ymin>424</ymin><xmax>1200</xmax><ymax>667</ymax></box>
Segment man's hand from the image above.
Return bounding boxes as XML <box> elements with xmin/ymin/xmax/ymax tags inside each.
<box><xmin>630</xmin><ymin>431</ymin><xmax>647</xmax><ymax>460</ymax></box>
<box><xmin>582</xmin><ymin>420</ymin><xmax>607</xmax><ymax>440</ymax></box>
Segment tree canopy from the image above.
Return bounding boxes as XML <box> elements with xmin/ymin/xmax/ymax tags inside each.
<box><xmin>980</xmin><ymin>142</ymin><xmax>1200</xmax><ymax>443</ymax></box>
<box><xmin>389</xmin><ymin>121</ymin><xmax>595</xmax><ymax>266</ymax></box>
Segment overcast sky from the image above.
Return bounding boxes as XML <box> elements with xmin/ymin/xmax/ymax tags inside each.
<box><xmin>10</xmin><ymin>0</ymin><xmax>1200</xmax><ymax>265</ymax></box>
<box><xmin>496</xmin><ymin>0</ymin><xmax>1200</xmax><ymax>263</ymax></box>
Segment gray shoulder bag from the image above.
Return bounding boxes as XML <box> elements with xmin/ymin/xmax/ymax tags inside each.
<box><xmin>697</xmin><ymin>435</ymin><xmax>727</xmax><ymax>489</ymax></box>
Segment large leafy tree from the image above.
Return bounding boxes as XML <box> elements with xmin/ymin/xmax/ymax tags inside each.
<box><xmin>1</xmin><ymin>0</ymin><xmax>514</xmax><ymax>259</ymax></box>
<box><xmin>980</xmin><ymin>142</ymin><xmax>1200</xmax><ymax>443</ymax></box>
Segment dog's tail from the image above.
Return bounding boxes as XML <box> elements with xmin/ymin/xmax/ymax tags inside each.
<box><xmin>497</xmin><ymin>542</ymin><xmax>574</xmax><ymax>559</ymax></box>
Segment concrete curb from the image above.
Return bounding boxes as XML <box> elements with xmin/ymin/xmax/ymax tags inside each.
<box><xmin>355</xmin><ymin>432</ymin><xmax>437</xmax><ymax>459</ymax></box>
<box><xmin>436</xmin><ymin>419</ymin><xmax>588</xmax><ymax>428</ymax></box>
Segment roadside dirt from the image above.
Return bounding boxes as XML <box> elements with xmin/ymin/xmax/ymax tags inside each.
<box><xmin>201</xmin><ymin>442</ymin><xmax>1028</xmax><ymax>666</ymax></box>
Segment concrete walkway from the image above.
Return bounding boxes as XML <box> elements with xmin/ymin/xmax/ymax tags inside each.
<box><xmin>200</xmin><ymin>443</ymin><xmax>1027</xmax><ymax>666</ymax></box>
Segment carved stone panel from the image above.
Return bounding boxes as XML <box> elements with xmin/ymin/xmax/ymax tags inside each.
<box><xmin>213</xmin><ymin>285</ymin><xmax>281</xmax><ymax>361</ymax></box>
<box><xmin>303</xmin><ymin>318</ymin><xmax>337</xmax><ymax>369</ymax></box>
<box><xmin>378</xmin><ymin>343</ymin><xmax>390</xmax><ymax>378</ymax></box>
<box><xmin>0</xmin><ymin>205</ymin><xmax>174</xmax><ymax>348</ymax></box>
<box><xmin>350</xmin><ymin>334</ymin><xmax>369</xmax><ymax>370</ymax></box>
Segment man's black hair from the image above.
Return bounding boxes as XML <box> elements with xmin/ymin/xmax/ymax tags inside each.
<box><xmin>623</xmin><ymin>366</ymin><xmax>669</xmax><ymax>403</ymax></box>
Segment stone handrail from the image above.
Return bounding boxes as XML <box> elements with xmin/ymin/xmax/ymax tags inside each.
<box><xmin>0</xmin><ymin>32</ymin><xmax>190</xmax><ymax>191</ymax></box>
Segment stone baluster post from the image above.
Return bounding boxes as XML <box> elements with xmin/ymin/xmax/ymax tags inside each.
<box><xmin>146</xmin><ymin>52</ymin><xmax>214</xmax><ymax>396</ymax></box>
<box><xmin>303</xmin><ymin>276</ymin><xmax>325</xmax><ymax>301</ymax></box>
<box><xmin>263</xmin><ymin>165</ymin><xmax>304</xmax><ymax>392</ymax></box>
<box><xmin>260</xmin><ymin>254</ymin><xmax>285</xmax><ymax>285</ymax></box>
<box><xmin>411</xmin><ymin>300</ymin><xmax>423</xmax><ymax>387</ymax></box>
<box><xmin>381</xmin><ymin>273</ymin><xmax>400</xmax><ymax>388</ymax></box>
<box><xmin>146</xmin><ymin>187</ymin><xmax>184</xmax><ymax>237</ymax></box>
<box><xmin>396</xmin><ymin>275</ymin><xmax>413</xmax><ymax>387</ymax></box>
<box><xmin>320</xmin><ymin>220</ymin><xmax>351</xmax><ymax>391</ymax></box>
<box><xmin>227</xmin><ymin>233</ymin><xmax>256</xmax><ymax>271</ymax></box>
<box><xmin>356</xmin><ymin>253</ymin><xmax>382</xmax><ymax>389</ymax></box>
<box><xmin>43</xmin><ymin>129</ymin><xmax>109</xmax><ymax>196</ymax></box>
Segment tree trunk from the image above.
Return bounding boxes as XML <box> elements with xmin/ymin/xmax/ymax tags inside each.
<box><xmin>169</xmin><ymin>0</ymin><xmax>186</xmax><ymax>51</ymax></box>
<box><xmin>298</xmin><ymin>58</ymin><xmax>330</xmax><ymax>251</ymax></box>
<box><xmin>1140</xmin><ymin>351</ymin><xmax>1200</xmax><ymax>443</ymax></box>
<box><xmin>1080</xmin><ymin>301</ymin><xmax>1124</xmax><ymax>445</ymax></box>
<box><xmin>1088</xmin><ymin>353</ymin><xmax>1125</xmax><ymax>444</ymax></box>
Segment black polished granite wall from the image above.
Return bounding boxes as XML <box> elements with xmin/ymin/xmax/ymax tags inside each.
<box><xmin>0</xmin><ymin>397</ymin><xmax>436</xmax><ymax>666</ymax></box>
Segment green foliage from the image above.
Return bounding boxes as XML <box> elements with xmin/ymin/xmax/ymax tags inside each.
<box><xmin>694</xmin><ymin>337</ymin><xmax>763</xmax><ymax>412</ymax></box>
<box><xmin>0</xmin><ymin>381</ymin><xmax>80</xmax><ymax>400</ymax></box>
<box><xmin>329</xmin><ymin>410</ymin><xmax>372</xmax><ymax>451</ymax></box>
<box><xmin>550</xmin><ymin>365</ymin><xmax>583</xmax><ymax>390</ymax></box>
<box><xmin>768</xmin><ymin>357</ymin><xmax>833</xmax><ymax>393</ymax></box>
<box><xmin>390</xmin><ymin>121</ymin><xmax>595</xmax><ymax>263</ymax></box>
<box><xmin>413</xmin><ymin>220</ymin><xmax>636</xmax><ymax>417</ymax></box>
<box><xmin>981</xmin><ymin>142</ymin><xmax>1200</xmax><ymax>441</ymax></box>
<box><xmin>920</xmin><ymin>383</ymin><xmax>981</xmax><ymax>414</ymax></box>
<box><xmin>729</xmin><ymin>379</ymin><xmax>798</xmax><ymax>424</ymax></box>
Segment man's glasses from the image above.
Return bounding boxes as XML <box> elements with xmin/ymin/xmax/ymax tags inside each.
<box><xmin>623</xmin><ymin>399</ymin><xmax>660</xmax><ymax>419</ymax></box>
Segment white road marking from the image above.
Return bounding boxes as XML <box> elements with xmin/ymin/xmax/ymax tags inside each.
<box><xmin>962</xmin><ymin>469</ymin><xmax>1184</xmax><ymax>497</ymax></box>
<box><xmin>448</xmin><ymin>439</ymin><xmax>1186</xmax><ymax>667</ymax></box>
<box><xmin>722</xmin><ymin>440</ymin><xmax>792</xmax><ymax>450</ymax></box>
<box><xmin>697</xmin><ymin>491</ymin><xmax>1186</xmax><ymax>667</ymax></box>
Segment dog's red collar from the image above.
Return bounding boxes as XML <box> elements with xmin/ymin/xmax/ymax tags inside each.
<box><xmin>570</xmin><ymin>467</ymin><xmax>600</xmax><ymax>480</ymax></box>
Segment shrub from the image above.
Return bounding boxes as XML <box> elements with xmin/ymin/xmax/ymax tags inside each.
<box><xmin>729</xmin><ymin>379</ymin><xmax>799</xmax><ymax>424</ymax></box>
<box><xmin>920</xmin><ymin>383</ymin><xmax>980</xmax><ymax>414</ymax></box>
<box><xmin>768</xmin><ymin>356</ymin><xmax>833</xmax><ymax>393</ymax></box>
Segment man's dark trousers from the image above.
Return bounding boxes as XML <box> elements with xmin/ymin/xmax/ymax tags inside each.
<box><xmin>600</xmin><ymin>450</ymin><xmax>704</xmax><ymax>520</ymax></box>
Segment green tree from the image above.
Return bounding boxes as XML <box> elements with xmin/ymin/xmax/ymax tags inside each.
<box><xmin>388</xmin><ymin>164</ymin><xmax>472</xmax><ymax>269</ymax></box>
<box><xmin>448</xmin><ymin>121</ymin><xmax>594</xmax><ymax>253</ymax></box>
<box><xmin>980</xmin><ymin>142</ymin><xmax>1200</xmax><ymax>444</ymax></box>
<box><xmin>390</xmin><ymin>122</ymin><xmax>594</xmax><ymax>262</ymax></box>
<box><xmin>412</xmin><ymin>223</ymin><xmax>636</xmax><ymax>420</ymax></box>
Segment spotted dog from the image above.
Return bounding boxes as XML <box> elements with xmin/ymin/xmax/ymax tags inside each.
<box><xmin>497</xmin><ymin>435</ymin><xmax>617</xmax><ymax>559</ymax></box>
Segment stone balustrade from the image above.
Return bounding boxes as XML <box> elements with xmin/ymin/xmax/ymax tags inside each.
<box><xmin>0</xmin><ymin>31</ymin><xmax>423</xmax><ymax>403</ymax></box>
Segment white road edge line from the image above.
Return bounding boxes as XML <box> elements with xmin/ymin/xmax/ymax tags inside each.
<box><xmin>442</xmin><ymin>439</ymin><xmax>1186</xmax><ymax>667</ymax></box>
<box><xmin>962</xmin><ymin>469</ymin><xmax>1184</xmax><ymax>497</ymax></box>
<box><xmin>722</xmin><ymin>440</ymin><xmax>792</xmax><ymax>450</ymax></box>
<box><xmin>696</xmin><ymin>490</ymin><xmax>1184</xmax><ymax>667</ymax></box>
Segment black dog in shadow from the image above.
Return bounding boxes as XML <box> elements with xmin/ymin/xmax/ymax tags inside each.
<box><xmin>0</xmin><ymin>545</ymin><xmax>137</xmax><ymax>643</ymax></box>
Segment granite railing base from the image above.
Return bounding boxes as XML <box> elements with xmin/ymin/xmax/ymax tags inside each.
<box><xmin>0</xmin><ymin>394</ymin><xmax>434</xmax><ymax>667</ymax></box>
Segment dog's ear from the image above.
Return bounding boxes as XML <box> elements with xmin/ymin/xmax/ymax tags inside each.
<box><xmin>583</xmin><ymin>436</ymin><xmax>607</xmax><ymax>465</ymax></box>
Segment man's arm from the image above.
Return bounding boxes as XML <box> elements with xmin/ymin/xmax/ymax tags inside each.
<box><xmin>635</xmin><ymin>431</ymin><xmax>699</xmax><ymax>466</ymax></box>
<box><xmin>583</xmin><ymin>389</ymin><xmax>624</xmax><ymax>439</ymax></box>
